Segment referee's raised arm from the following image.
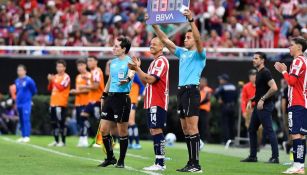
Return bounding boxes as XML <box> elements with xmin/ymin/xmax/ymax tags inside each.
<box><xmin>183</xmin><ymin>9</ymin><xmax>203</xmax><ymax>53</ymax></box>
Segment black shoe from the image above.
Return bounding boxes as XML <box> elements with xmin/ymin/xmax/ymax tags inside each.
<box><xmin>115</xmin><ymin>160</ymin><xmax>125</xmax><ymax>168</ymax></box>
<box><xmin>240</xmin><ymin>156</ymin><xmax>257</xmax><ymax>162</ymax></box>
<box><xmin>98</xmin><ymin>157</ymin><xmax>117</xmax><ymax>167</ymax></box>
<box><xmin>268</xmin><ymin>157</ymin><xmax>279</xmax><ymax>164</ymax></box>
<box><xmin>180</xmin><ymin>164</ymin><xmax>203</xmax><ymax>173</ymax></box>
<box><xmin>176</xmin><ymin>161</ymin><xmax>191</xmax><ymax>172</ymax></box>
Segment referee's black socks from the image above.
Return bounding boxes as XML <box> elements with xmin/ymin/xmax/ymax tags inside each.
<box><xmin>190</xmin><ymin>133</ymin><xmax>200</xmax><ymax>165</ymax></box>
<box><xmin>103</xmin><ymin>135</ymin><xmax>114</xmax><ymax>159</ymax></box>
<box><xmin>185</xmin><ymin>135</ymin><xmax>192</xmax><ymax>163</ymax></box>
<box><xmin>119</xmin><ymin>136</ymin><xmax>128</xmax><ymax>163</ymax></box>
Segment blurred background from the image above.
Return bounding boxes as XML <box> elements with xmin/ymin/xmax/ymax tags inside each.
<box><xmin>0</xmin><ymin>0</ymin><xmax>306</xmax><ymax>145</ymax></box>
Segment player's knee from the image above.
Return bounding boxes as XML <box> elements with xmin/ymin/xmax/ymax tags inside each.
<box><xmin>291</xmin><ymin>134</ymin><xmax>302</xmax><ymax>140</ymax></box>
<box><xmin>128</xmin><ymin>120</ymin><xmax>135</xmax><ymax>126</ymax></box>
<box><xmin>81</xmin><ymin>112</ymin><xmax>89</xmax><ymax>117</ymax></box>
<box><xmin>150</xmin><ymin>128</ymin><xmax>162</xmax><ymax>135</ymax></box>
<box><xmin>188</xmin><ymin>126</ymin><xmax>199</xmax><ymax>134</ymax></box>
<box><xmin>100</xmin><ymin>124</ymin><xmax>110</xmax><ymax>136</ymax></box>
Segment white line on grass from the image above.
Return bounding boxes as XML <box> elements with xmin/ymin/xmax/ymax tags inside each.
<box><xmin>114</xmin><ymin>151</ymin><xmax>150</xmax><ymax>160</ymax></box>
<box><xmin>1</xmin><ymin>137</ymin><xmax>161</xmax><ymax>175</ymax></box>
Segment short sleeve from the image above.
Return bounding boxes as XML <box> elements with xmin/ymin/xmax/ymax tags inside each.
<box><xmin>264</xmin><ymin>69</ymin><xmax>273</xmax><ymax>83</ymax></box>
<box><xmin>174</xmin><ymin>47</ymin><xmax>184</xmax><ymax>59</ymax></box>
<box><xmin>198</xmin><ymin>49</ymin><xmax>206</xmax><ymax>60</ymax></box>
<box><xmin>93</xmin><ymin>70</ymin><xmax>101</xmax><ymax>83</ymax></box>
<box><xmin>150</xmin><ymin>59</ymin><xmax>166</xmax><ymax>78</ymax></box>
<box><xmin>289</xmin><ymin>58</ymin><xmax>304</xmax><ymax>77</ymax></box>
<box><xmin>61</xmin><ymin>75</ymin><xmax>70</xmax><ymax>87</ymax></box>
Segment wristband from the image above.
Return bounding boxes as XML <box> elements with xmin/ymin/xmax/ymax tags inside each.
<box><xmin>127</xmin><ymin>77</ymin><xmax>131</xmax><ymax>82</ymax></box>
<box><xmin>188</xmin><ymin>18</ymin><xmax>194</xmax><ymax>22</ymax></box>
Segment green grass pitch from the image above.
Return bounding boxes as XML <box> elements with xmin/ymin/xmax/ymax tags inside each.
<box><xmin>0</xmin><ymin>136</ymin><xmax>292</xmax><ymax>175</ymax></box>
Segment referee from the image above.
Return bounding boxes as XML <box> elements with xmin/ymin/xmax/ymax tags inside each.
<box><xmin>152</xmin><ymin>9</ymin><xmax>206</xmax><ymax>172</ymax></box>
<box><xmin>241</xmin><ymin>52</ymin><xmax>279</xmax><ymax>163</ymax></box>
<box><xmin>98</xmin><ymin>36</ymin><xmax>134</xmax><ymax>168</ymax></box>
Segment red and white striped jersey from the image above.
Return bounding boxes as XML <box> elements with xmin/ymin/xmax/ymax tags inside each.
<box><xmin>144</xmin><ymin>55</ymin><xmax>169</xmax><ymax>110</ymax></box>
<box><xmin>284</xmin><ymin>55</ymin><xmax>307</xmax><ymax>108</ymax></box>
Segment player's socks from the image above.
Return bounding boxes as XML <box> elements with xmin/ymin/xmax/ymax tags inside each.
<box><xmin>80</xmin><ymin>118</ymin><xmax>89</xmax><ymax>137</ymax></box>
<box><xmin>118</xmin><ymin>136</ymin><xmax>128</xmax><ymax>163</ymax></box>
<box><xmin>190</xmin><ymin>133</ymin><xmax>200</xmax><ymax>165</ymax></box>
<box><xmin>103</xmin><ymin>135</ymin><xmax>114</xmax><ymax>159</ymax></box>
<box><xmin>60</xmin><ymin>126</ymin><xmax>67</xmax><ymax>144</ymax></box>
<box><xmin>185</xmin><ymin>135</ymin><xmax>191</xmax><ymax>164</ymax></box>
<box><xmin>301</xmin><ymin>138</ymin><xmax>306</xmax><ymax>165</ymax></box>
<box><xmin>293</xmin><ymin>139</ymin><xmax>304</xmax><ymax>164</ymax></box>
<box><xmin>133</xmin><ymin>124</ymin><xmax>140</xmax><ymax>145</ymax></box>
<box><xmin>153</xmin><ymin>133</ymin><xmax>165</xmax><ymax>167</ymax></box>
<box><xmin>128</xmin><ymin>125</ymin><xmax>133</xmax><ymax>145</ymax></box>
<box><xmin>54</xmin><ymin>127</ymin><xmax>59</xmax><ymax>143</ymax></box>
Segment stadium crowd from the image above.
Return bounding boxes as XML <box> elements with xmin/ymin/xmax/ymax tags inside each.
<box><xmin>0</xmin><ymin>0</ymin><xmax>306</xmax><ymax>55</ymax></box>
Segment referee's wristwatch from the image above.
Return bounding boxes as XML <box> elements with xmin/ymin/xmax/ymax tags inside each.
<box><xmin>188</xmin><ymin>18</ymin><xmax>194</xmax><ymax>22</ymax></box>
<box><xmin>260</xmin><ymin>96</ymin><xmax>266</xmax><ymax>101</ymax></box>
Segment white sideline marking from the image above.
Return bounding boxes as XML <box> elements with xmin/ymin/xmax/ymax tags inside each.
<box><xmin>1</xmin><ymin>137</ymin><xmax>161</xmax><ymax>175</ymax></box>
<box><xmin>114</xmin><ymin>151</ymin><xmax>150</xmax><ymax>160</ymax></box>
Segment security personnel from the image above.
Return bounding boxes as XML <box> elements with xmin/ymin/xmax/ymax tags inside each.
<box><xmin>199</xmin><ymin>77</ymin><xmax>212</xmax><ymax>143</ymax></box>
<box><xmin>214</xmin><ymin>74</ymin><xmax>238</xmax><ymax>144</ymax></box>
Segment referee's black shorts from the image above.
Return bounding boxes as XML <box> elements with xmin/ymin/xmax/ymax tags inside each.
<box><xmin>177</xmin><ymin>85</ymin><xmax>200</xmax><ymax>118</ymax></box>
<box><xmin>101</xmin><ymin>93</ymin><xmax>131</xmax><ymax>123</ymax></box>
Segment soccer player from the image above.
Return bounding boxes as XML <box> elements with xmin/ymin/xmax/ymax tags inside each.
<box><xmin>274</xmin><ymin>37</ymin><xmax>307</xmax><ymax>174</ymax></box>
<box><xmin>15</xmin><ymin>64</ymin><xmax>37</xmax><ymax>143</ymax></box>
<box><xmin>98</xmin><ymin>36</ymin><xmax>134</xmax><ymax>168</ymax></box>
<box><xmin>70</xmin><ymin>59</ymin><xmax>91</xmax><ymax>147</ymax></box>
<box><xmin>128</xmin><ymin>74</ymin><xmax>144</xmax><ymax>149</ymax></box>
<box><xmin>241</xmin><ymin>52</ymin><xmax>279</xmax><ymax>163</ymax></box>
<box><xmin>152</xmin><ymin>9</ymin><xmax>206</xmax><ymax>172</ymax></box>
<box><xmin>47</xmin><ymin>60</ymin><xmax>70</xmax><ymax>147</ymax></box>
<box><xmin>129</xmin><ymin>37</ymin><xmax>169</xmax><ymax>171</ymax></box>
<box><xmin>79</xmin><ymin>56</ymin><xmax>105</xmax><ymax>145</ymax></box>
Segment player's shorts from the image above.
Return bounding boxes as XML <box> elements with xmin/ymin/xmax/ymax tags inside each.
<box><xmin>288</xmin><ymin>106</ymin><xmax>307</xmax><ymax>135</ymax></box>
<box><xmin>147</xmin><ymin>106</ymin><xmax>167</xmax><ymax>129</ymax></box>
<box><xmin>50</xmin><ymin>106</ymin><xmax>66</xmax><ymax>122</ymax></box>
<box><xmin>84</xmin><ymin>102</ymin><xmax>101</xmax><ymax>119</ymax></box>
<box><xmin>101</xmin><ymin>93</ymin><xmax>131</xmax><ymax>123</ymax></box>
<box><xmin>177</xmin><ymin>85</ymin><xmax>200</xmax><ymax>118</ymax></box>
<box><xmin>75</xmin><ymin>105</ymin><xmax>86</xmax><ymax>126</ymax></box>
<box><xmin>131</xmin><ymin>103</ymin><xmax>137</xmax><ymax>110</ymax></box>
